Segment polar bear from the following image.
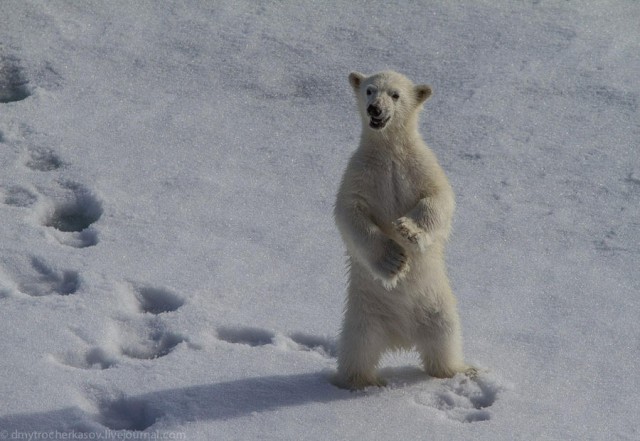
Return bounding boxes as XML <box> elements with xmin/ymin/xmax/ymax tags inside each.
<box><xmin>333</xmin><ymin>70</ymin><xmax>472</xmax><ymax>390</ymax></box>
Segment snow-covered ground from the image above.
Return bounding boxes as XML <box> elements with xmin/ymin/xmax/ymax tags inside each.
<box><xmin>1</xmin><ymin>1</ymin><xmax>638</xmax><ymax>439</ymax></box>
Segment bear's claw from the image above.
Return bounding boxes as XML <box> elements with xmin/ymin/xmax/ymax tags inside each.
<box><xmin>393</xmin><ymin>217</ymin><xmax>432</xmax><ymax>251</ymax></box>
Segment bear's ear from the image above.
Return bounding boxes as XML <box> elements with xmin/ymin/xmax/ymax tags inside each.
<box><xmin>415</xmin><ymin>84</ymin><xmax>432</xmax><ymax>104</ymax></box>
<box><xmin>349</xmin><ymin>72</ymin><xmax>366</xmax><ymax>91</ymax></box>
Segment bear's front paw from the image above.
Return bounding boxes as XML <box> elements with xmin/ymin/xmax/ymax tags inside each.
<box><xmin>393</xmin><ymin>217</ymin><xmax>432</xmax><ymax>251</ymax></box>
<box><xmin>375</xmin><ymin>239</ymin><xmax>409</xmax><ymax>290</ymax></box>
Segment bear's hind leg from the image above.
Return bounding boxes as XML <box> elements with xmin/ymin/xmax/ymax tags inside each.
<box><xmin>416</xmin><ymin>323</ymin><xmax>469</xmax><ymax>379</ymax></box>
<box><xmin>334</xmin><ymin>321</ymin><xmax>388</xmax><ymax>390</ymax></box>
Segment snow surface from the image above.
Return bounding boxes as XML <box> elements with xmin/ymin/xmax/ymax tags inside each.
<box><xmin>1</xmin><ymin>1</ymin><xmax>639</xmax><ymax>439</ymax></box>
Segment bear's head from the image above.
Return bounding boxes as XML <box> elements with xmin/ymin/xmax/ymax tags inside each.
<box><xmin>348</xmin><ymin>71</ymin><xmax>432</xmax><ymax>132</ymax></box>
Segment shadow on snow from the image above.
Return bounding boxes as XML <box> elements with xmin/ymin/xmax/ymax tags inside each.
<box><xmin>0</xmin><ymin>372</ymin><xmax>352</xmax><ymax>432</ymax></box>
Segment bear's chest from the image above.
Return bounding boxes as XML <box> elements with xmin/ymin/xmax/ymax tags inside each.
<box><xmin>365</xmin><ymin>157</ymin><xmax>421</xmax><ymax>225</ymax></box>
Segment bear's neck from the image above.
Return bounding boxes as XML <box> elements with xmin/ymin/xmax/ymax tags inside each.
<box><xmin>360</xmin><ymin>118</ymin><xmax>423</xmax><ymax>155</ymax></box>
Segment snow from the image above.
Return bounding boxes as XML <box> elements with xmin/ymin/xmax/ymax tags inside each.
<box><xmin>0</xmin><ymin>0</ymin><xmax>639</xmax><ymax>439</ymax></box>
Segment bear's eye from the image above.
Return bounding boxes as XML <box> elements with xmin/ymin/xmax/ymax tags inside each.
<box><xmin>366</xmin><ymin>89</ymin><xmax>372</xmax><ymax>96</ymax></box>
<box><xmin>391</xmin><ymin>92</ymin><xmax>400</xmax><ymax>101</ymax></box>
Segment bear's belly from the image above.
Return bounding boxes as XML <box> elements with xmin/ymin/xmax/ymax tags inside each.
<box><xmin>349</xmin><ymin>256</ymin><xmax>450</xmax><ymax>345</ymax></box>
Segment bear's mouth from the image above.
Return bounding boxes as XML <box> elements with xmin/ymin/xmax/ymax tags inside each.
<box><xmin>369</xmin><ymin>116</ymin><xmax>390</xmax><ymax>130</ymax></box>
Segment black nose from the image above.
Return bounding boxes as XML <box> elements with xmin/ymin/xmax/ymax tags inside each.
<box><xmin>367</xmin><ymin>104</ymin><xmax>382</xmax><ymax>117</ymax></box>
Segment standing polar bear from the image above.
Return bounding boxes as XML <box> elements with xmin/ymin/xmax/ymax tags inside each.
<box><xmin>334</xmin><ymin>70</ymin><xmax>473</xmax><ymax>390</ymax></box>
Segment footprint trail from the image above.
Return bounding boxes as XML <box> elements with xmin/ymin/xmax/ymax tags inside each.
<box><xmin>55</xmin><ymin>283</ymin><xmax>188</xmax><ymax>370</ymax></box>
<box><xmin>217</xmin><ymin>324</ymin><xmax>504</xmax><ymax>424</ymax></box>
<box><xmin>216</xmin><ymin>325</ymin><xmax>338</xmax><ymax>358</ymax></box>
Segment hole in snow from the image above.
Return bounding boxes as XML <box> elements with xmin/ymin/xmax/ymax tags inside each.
<box><xmin>25</xmin><ymin>146</ymin><xmax>63</xmax><ymax>171</ymax></box>
<box><xmin>435</xmin><ymin>374</ymin><xmax>501</xmax><ymax>423</ymax></box>
<box><xmin>42</xmin><ymin>183</ymin><xmax>103</xmax><ymax>233</ymax></box>
<box><xmin>2</xmin><ymin>185</ymin><xmax>37</xmax><ymax>207</ymax></box>
<box><xmin>98</xmin><ymin>397</ymin><xmax>162</xmax><ymax>431</ymax></box>
<box><xmin>462</xmin><ymin>409</ymin><xmax>491</xmax><ymax>423</ymax></box>
<box><xmin>54</xmin><ymin>228</ymin><xmax>99</xmax><ymax>249</ymax></box>
<box><xmin>18</xmin><ymin>257</ymin><xmax>80</xmax><ymax>296</ymax></box>
<box><xmin>84</xmin><ymin>347</ymin><xmax>118</xmax><ymax>369</ymax></box>
<box><xmin>288</xmin><ymin>332</ymin><xmax>337</xmax><ymax>357</ymax></box>
<box><xmin>217</xmin><ymin>326</ymin><xmax>275</xmax><ymax>347</ymax></box>
<box><xmin>467</xmin><ymin>376</ymin><xmax>499</xmax><ymax>409</ymax></box>
<box><xmin>135</xmin><ymin>286</ymin><xmax>184</xmax><ymax>315</ymax></box>
<box><xmin>55</xmin><ymin>347</ymin><xmax>117</xmax><ymax>370</ymax></box>
<box><xmin>0</xmin><ymin>55</ymin><xmax>31</xmax><ymax>103</ymax></box>
<box><xmin>46</xmin><ymin>203</ymin><xmax>101</xmax><ymax>232</ymax></box>
<box><xmin>120</xmin><ymin>329</ymin><xmax>185</xmax><ymax>360</ymax></box>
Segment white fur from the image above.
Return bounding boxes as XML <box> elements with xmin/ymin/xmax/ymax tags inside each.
<box><xmin>333</xmin><ymin>71</ymin><xmax>471</xmax><ymax>390</ymax></box>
